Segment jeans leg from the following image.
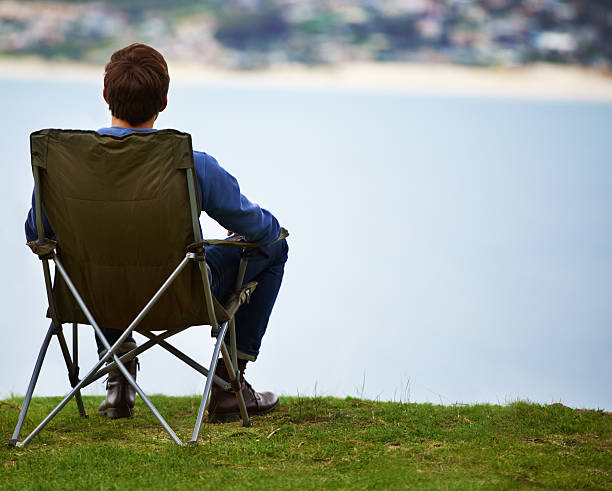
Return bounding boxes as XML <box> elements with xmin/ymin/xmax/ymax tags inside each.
<box><xmin>205</xmin><ymin>239</ymin><xmax>288</xmax><ymax>361</ymax></box>
<box><xmin>95</xmin><ymin>328</ymin><xmax>136</xmax><ymax>356</ymax></box>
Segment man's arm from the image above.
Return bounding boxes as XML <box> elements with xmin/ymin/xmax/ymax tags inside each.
<box><xmin>25</xmin><ymin>190</ymin><xmax>55</xmax><ymax>242</ymax></box>
<box><xmin>194</xmin><ymin>152</ymin><xmax>281</xmax><ymax>243</ymax></box>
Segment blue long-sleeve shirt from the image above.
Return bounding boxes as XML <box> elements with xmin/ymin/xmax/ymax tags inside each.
<box><xmin>25</xmin><ymin>127</ymin><xmax>280</xmax><ymax>244</ymax></box>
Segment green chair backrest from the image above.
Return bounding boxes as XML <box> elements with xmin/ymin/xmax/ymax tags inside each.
<box><xmin>31</xmin><ymin>129</ymin><xmax>228</xmax><ymax>331</ymax></box>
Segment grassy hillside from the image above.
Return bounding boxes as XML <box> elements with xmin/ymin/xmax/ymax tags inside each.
<box><xmin>1</xmin><ymin>396</ymin><xmax>611</xmax><ymax>489</ymax></box>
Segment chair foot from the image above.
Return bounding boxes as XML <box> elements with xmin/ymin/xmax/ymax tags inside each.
<box><xmin>7</xmin><ymin>439</ymin><xmax>18</xmax><ymax>448</ymax></box>
<box><xmin>187</xmin><ymin>440</ymin><xmax>198</xmax><ymax>446</ymax></box>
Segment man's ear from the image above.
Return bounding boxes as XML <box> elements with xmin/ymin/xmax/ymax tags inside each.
<box><xmin>103</xmin><ymin>88</ymin><xmax>109</xmax><ymax>104</ymax></box>
<box><xmin>159</xmin><ymin>97</ymin><xmax>167</xmax><ymax>113</ymax></box>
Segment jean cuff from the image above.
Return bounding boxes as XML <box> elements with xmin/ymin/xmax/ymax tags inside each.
<box><xmin>223</xmin><ymin>339</ymin><xmax>257</xmax><ymax>361</ymax></box>
<box><xmin>237</xmin><ymin>349</ymin><xmax>257</xmax><ymax>362</ymax></box>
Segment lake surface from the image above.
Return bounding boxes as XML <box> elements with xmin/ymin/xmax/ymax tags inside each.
<box><xmin>1</xmin><ymin>78</ymin><xmax>611</xmax><ymax>410</ymax></box>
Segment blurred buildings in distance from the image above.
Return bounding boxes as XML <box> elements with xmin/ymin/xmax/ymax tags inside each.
<box><xmin>0</xmin><ymin>0</ymin><xmax>610</xmax><ymax>70</ymax></box>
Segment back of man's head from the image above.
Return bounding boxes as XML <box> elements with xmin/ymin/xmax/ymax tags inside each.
<box><xmin>104</xmin><ymin>43</ymin><xmax>169</xmax><ymax>126</ymax></box>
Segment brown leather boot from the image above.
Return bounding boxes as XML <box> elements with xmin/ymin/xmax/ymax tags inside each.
<box><xmin>98</xmin><ymin>357</ymin><xmax>138</xmax><ymax>419</ymax></box>
<box><xmin>208</xmin><ymin>359</ymin><xmax>279</xmax><ymax>423</ymax></box>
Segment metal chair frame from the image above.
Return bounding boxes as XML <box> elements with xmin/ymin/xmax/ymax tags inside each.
<box><xmin>9</xmin><ymin>144</ymin><xmax>265</xmax><ymax>447</ymax></box>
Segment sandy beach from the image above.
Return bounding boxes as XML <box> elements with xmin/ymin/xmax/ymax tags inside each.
<box><xmin>1</xmin><ymin>56</ymin><xmax>612</xmax><ymax>102</ymax></box>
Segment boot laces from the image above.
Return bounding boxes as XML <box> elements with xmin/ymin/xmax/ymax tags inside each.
<box><xmin>102</xmin><ymin>358</ymin><xmax>139</xmax><ymax>388</ymax></box>
<box><xmin>240</xmin><ymin>366</ymin><xmax>257</xmax><ymax>396</ymax></box>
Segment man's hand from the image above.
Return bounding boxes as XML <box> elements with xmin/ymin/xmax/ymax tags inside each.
<box><xmin>227</xmin><ymin>230</ymin><xmax>235</xmax><ymax>237</ymax></box>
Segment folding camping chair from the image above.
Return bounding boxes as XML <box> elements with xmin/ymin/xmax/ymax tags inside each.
<box><xmin>8</xmin><ymin>129</ymin><xmax>288</xmax><ymax>447</ymax></box>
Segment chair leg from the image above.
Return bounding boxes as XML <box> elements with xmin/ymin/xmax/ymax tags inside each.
<box><xmin>85</xmin><ymin>329</ymin><xmax>186</xmax><ymax>386</ymax></box>
<box><xmin>229</xmin><ymin>317</ymin><xmax>239</xmax><ymax>375</ymax></box>
<box><xmin>189</xmin><ymin>322</ymin><xmax>229</xmax><ymax>445</ymax></box>
<box><xmin>72</xmin><ymin>323</ymin><xmax>87</xmax><ymax>418</ymax></box>
<box><xmin>13</xmin><ymin>352</ymin><xmax>111</xmax><ymax>447</ymax></box>
<box><xmin>227</xmin><ymin>316</ymin><xmax>251</xmax><ymax>427</ymax></box>
<box><xmin>48</xmin><ymin>253</ymin><xmax>187</xmax><ymax>446</ymax></box>
<box><xmin>8</xmin><ymin>323</ymin><xmax>55</xmax><ymax>447</ymax></box>
<box><xmin>106</xmin><ymin>350</ymin><xmax>184</xmax><ymax>446</ymax></box>
<box><xmin>221</xmin><ymin>343</ymin><xmax>251</xmax><ymax>427</ymax></box>
<box><xmin>13</xmin><ymin>341</ymin><xmax>184</xmax><ymax>447</ymax></box>
<box><xmin>12</xmin><ymin>253</ymin><xmax>190</xmax><ymax>447</ymax></box>
<box><xmin>140</xmin><ymin>331</ymin><xmax>231</xmax><ymax>390</ymax></box>
<box><xmin>56</xmin><ymin>329</ymin><xmax>87</xmax><ymax>418</ymax></box>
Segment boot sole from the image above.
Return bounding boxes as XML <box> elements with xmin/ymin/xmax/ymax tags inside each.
<box><xmin>99</xmin><ymin>407</ymin><xmax>134</xmax><ymax>419</ymax></box>
<box><xmin>208</xmin><ymin>399</ymin><xmax>280</xmax><ymax>423</ymax></box>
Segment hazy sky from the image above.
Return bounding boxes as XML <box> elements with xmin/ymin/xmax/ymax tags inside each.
<box><xmin>1</xmin><ymin>77</ymin><xmax>611</xmax><ymax>411</ymax></box>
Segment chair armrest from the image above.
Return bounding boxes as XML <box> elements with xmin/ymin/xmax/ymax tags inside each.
<box><xmin>26</xmin><ymin>238</ymin><xmax>57</xmax><ymax>259</ymax></box>
<box><xmin>187</xmin><ymin>227</ymin><xmax>289</xmax><ymax>251</ymax></box>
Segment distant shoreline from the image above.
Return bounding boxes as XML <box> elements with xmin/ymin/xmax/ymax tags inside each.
<box><xmin>2</xmin><ymin>57</ymin><xmax>612</xmax><ymax>102</ymax></box>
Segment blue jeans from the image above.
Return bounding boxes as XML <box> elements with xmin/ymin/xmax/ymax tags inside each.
<box><xmin>95</xmin><ymin>239</ymin><xmax>288</xmax><ymax>361</ymax></box>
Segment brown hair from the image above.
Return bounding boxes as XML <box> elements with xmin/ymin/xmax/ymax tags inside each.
<box><xmin>104</xmin><ymin>43</ymin><xmax>169</xmax><ymax>126</ymax></box>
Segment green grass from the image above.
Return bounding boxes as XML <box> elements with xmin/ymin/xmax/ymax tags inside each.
<box><xmin>1</xmin><ymin>396</ymin><xmax>611</xmax><ymax>489</ymax></box>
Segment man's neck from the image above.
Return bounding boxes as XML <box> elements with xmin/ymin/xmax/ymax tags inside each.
<box><xmin>111</xmin><ymin>116</ymin><xmax>156</xmax><ymax>129</ymax></box>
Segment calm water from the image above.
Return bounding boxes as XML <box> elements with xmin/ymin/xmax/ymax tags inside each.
<box><xmin>2</xmin><ymin>78</ymin><xmax>611</xmax><ymax>410</ymax></box>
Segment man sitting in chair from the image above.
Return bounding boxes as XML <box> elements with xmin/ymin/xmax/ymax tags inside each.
<box><xmin>25</xmin><ymin>43</ymin><xmax>288</xmax><ymax>423</ymax></box>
